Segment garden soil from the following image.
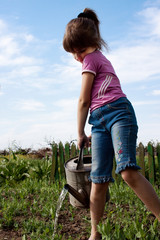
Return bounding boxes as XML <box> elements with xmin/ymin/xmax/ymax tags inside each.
<box><xmin>0</xmin><ymin>200</ymin><xmax>91</xmax><ymax>240</ymax></box>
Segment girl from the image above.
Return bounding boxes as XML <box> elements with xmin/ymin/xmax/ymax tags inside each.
<box><xmin>63</xmin><ymin>8</ymin><xmax>160</xmax><ymax>240</ymax></box>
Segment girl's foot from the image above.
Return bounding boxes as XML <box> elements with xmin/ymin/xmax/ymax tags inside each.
<box><xmin>88</xmin><ymin>238</ymin><xmax>102</xmax><ymax>240</ymax></box>
<box><xmin>88</xmin><ymin>236</ymin><xmax>102</xmax><ymax>240</ymax></box>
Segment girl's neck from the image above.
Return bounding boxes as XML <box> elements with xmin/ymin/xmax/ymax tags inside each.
<box><xmin>85</xmin><ymin>47</ymin><xmax>97</xmax><ymax>55</ymax></box>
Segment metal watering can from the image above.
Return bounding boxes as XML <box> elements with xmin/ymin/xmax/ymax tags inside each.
<box><xmin>64</xmin><ymin>148</ymin><xmax>110</xmax><ymax>208</ymax></box>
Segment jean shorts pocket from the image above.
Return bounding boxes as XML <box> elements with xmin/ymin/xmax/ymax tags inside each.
<box><xmin>107</xmin><ymin>98</ymin><xmax>128</xmax><ymax>110</ymax></box>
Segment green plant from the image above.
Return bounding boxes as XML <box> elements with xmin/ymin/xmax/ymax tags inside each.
<box><xmin>0</xmin><ymin>157</ymin><xmax>30</xmax><ymax>185</ymax></box>
<box><xmin>98</xmin><ymin>182</ymin><xmax>160</xmax><ymax>240</ymax></box>
<box><xmin>31</xmin><ymin>158</ymin><xmax>52</xmax><ymax>180</ymax></box>
<box><xmin>1</xmin><ymin>152</ymin><xmax>160</xmax><ymax>239</ymax></box>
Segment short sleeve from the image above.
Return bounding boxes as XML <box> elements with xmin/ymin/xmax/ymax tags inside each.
<box><xmin>82</xmin><ymin>54</ymin><xmax>97</xmax><ymax>76</ymax></box>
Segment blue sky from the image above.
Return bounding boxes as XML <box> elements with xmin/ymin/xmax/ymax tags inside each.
<box><xmin>0</xmin><ymin>0</ymin><xmax>160</xmax><ymax>150</ymax></box>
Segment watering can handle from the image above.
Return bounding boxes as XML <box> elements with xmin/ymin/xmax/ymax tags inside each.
<box><xmin>76</xmin><ymin>145</ymin><xmax>84</xmax><ymax>170</ymax></box>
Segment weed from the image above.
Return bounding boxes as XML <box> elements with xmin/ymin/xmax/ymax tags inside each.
<box><xmin>0</xmin><ymin>154</ymin><xmax>160</xmax><ymax>239</ymax></box>
<box><xmin>98</xmin><ymin>183</ymin><xmax>160</xmax><ymax>240</ymax></box>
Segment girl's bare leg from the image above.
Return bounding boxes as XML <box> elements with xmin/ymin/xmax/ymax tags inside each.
<box><xmin>121</xmin><ymin>169</ymin><xmax>160</xmax><ymax>221</ymax></box>
<box><xmin>89</xmin><ymin>182</ymin><xmax>109</xmax><ymax>240</ymax></box>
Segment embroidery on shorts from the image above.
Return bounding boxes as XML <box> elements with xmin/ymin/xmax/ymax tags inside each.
<box><xmin>115</xmin><ymin>132</ymin><xmax>123</xmax><ymax>162</ymax></box>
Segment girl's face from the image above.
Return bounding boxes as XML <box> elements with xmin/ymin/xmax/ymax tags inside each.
<box><xmin>72</xmin><ymin>47</ymin><xmax>96</xmax><ymax>63</ymax></box>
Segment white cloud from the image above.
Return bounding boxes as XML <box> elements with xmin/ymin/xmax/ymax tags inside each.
<box><xmin>107</xmin><ymin>6</ymin><xmax>160</xmax><ymax>84</ymax></box>
<box><xmin>108</xmin><ymin>42</ymin><xmax>160</xmax><ymax>83</ymax></box>
<box><xmin>0</xmin><ymin>19</ymin><xmax>7</xmax><ymax>33</ymax></box>
<box><xmin>0</xmin><ymin>84</ymin><xmax>3</xmax><ymax>95</ymax></box>
<box><xmin>133</xmin><ymin>100</ymin><xmax>160</xmax><ymax>106</ymax></box>
<box><xmin>0</xmin><ymin>18</ymin><xmax>80</xmax><ymax>95</ymax></box>
<box><xmin>151</xmin><ymin>90</ymin><xmax>160</xmax><ymax>95</ymax></box>
<box><xmin>0</xmin><ymin>3</ymin><xmax>160</xmax><ymax>149</ymax></box>
<box><xmin>138</xmin><ymin>122</ymin><xmax>160</xmax><ymax>145</ymax></box>
<box><xmin>10</xmin><ymin>65</ymin><xmax>42</xmax><ymax>77</ymax></box>
<box><xmin>0</xmin><ymin>95</ymin><xmax>92</xmax><ymax>149</ymax></box>
<box><xmin>0</xmin><ymin>34</ymin><xmax>37</xmax><ymax>67</ymax></box>
<box><xmin>15</xmin><ymin>99</ymin><xmax>45</xmax><ymax>111</ymax></box>
<box><xmin>53</xmin><ymin>98</ymin><xmax>77</xmax><ymax>109</ymax></box>
<box><xmin>0</xmin><ymin>110</ymin><xmax>75</xmax><ymax>149</ymax></box>
<box><xmin>22</xmin><ymin>33</ymin><xmax>35</xmax><ymax>43</ymax></box>
<box><xmin>138</xmin><ymin>7</ymin><xmax>160</xmax><ymax>37</ymax></box>
<box><xmin>12</xmin><ymin>56</ymin><xmax>38</xmax><ymax>66</ymax></box>
<box><xmin>53</xmin><ymin>55</ymin><xmax>81</xmax><ymax>85</ymax></box>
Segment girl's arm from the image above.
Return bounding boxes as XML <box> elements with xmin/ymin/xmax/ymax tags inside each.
<box><xmin>77</xmin><ymin>72</ymin><xmax>94</xmax><ymax>149</ymax></box>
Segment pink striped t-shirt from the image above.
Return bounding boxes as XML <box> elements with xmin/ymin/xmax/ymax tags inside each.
<box><xmin>82</xmin><ymin>50</ymin><xmax>126</xmax><ymax>112</ymax></box>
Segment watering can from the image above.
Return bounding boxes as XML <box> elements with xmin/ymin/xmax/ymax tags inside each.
<box><xmin>64</xmin><ymin>148</ymin><xmax>110</xmax><ymax>208</ymax></box>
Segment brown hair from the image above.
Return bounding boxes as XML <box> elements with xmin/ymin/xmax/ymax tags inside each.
<box><xmin>63</xmin><ymin>8</ymin><xmax>108</xmax><ymax>53</ymax></box>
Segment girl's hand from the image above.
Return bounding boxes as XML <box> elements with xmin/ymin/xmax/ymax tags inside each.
<box><xmin>88</xmin><ymin>134</ymin><xmax>92</xmax><ymax>147</ymax></box>
<box><xmin>77</xmin><ymin>133</ymin><xmax>89</xmax><ymax>149</ymax></box>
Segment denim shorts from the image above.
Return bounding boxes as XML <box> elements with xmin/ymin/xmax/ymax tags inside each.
<box><xmin>88</xmin><ymin>97</ymin><xmax>141</xmax><ymax>183</ymax></box>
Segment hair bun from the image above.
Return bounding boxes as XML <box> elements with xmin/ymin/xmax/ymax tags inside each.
<box><xmin>77</xmin><ymin>12</ymin><xmax>95</xmax><ymax>21</ymax></box>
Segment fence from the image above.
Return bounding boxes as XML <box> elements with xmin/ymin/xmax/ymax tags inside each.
<box><xmin>50</xmin><ymin>142</ymin><xmax>160</xmax><ymax>185</ymax></box>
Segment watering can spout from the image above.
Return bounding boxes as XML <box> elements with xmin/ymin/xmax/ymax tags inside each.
<box><xmin>64</xmin><ymin>184</ymin><xmax>89</xmax><ymax>208</ymax></box>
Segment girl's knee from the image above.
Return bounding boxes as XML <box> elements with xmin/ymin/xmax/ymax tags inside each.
<box><xmin>90</xmin><ymin>182</ymin><xmax>109</xmax><ymax>203</ymax></box>
<box><xmin>121</xmin><ymin>168</ymin><xmax>140</xmax><ymax>186</ymax></box>
<box><xmin>91</xmin><ymin>182</ymin><xmax>109</xmax><ymax>194</ymax></box>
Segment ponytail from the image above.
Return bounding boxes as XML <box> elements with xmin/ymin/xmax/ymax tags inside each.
<box><xmin>63</xmin><ymin>8</ymin><xmax>108</xmax><ymax>52</ymax></box>
<box><xmin>77</xmin><ymin>8</ymin><xmax>108</xmax><ymax>51</ymax></box>
<box><xmin>78</xmin><ymin>8</ymin><xmax>100</xmax><ymax>36</ymax></box>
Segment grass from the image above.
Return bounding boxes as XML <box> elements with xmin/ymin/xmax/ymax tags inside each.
<box><xmin>1</xmin><ymin>153</ymin><xmax>160</xmax><ymax>239</ymax></box>
<box><xmin>0</xmin><ymin>178</ymin><xmax>64</xmax><ymax>239</ymax></box>
<box><xmin>98</xmin><ymin>181</ymin><xmax>160</xmax><ymax>240</ymax></box>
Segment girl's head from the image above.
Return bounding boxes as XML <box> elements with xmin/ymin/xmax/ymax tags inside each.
<box><xmin>63</xmin><ymin>8</ymin><xmax>108</xmax><ymax>53</ymax></box>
